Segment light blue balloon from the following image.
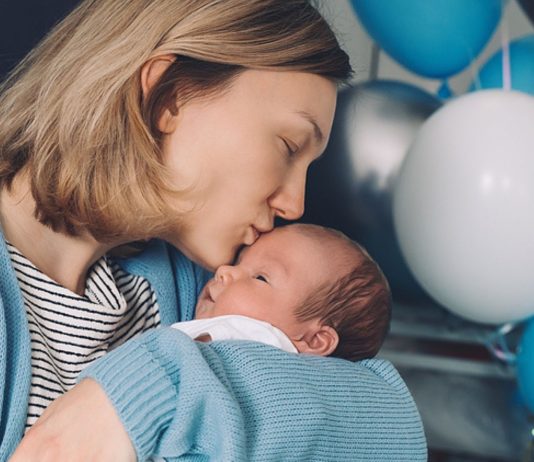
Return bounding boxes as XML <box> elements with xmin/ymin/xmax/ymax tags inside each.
<box><xmin>350</xmin><ymin>0</ymin><xmax>502</xmax><ymax>79</ymax></box>
<box><xmin>517</xmin><ymin>318</ymin><xmax>534</xmax><ymax>414</ymax></box>
<box><xmin>471</xmin><ymin>35</ymin><xmax>534</xmax><ymax>95</ymax></box>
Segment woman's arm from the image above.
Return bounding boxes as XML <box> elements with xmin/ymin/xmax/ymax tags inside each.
<box><xmin>9</xmin><ymin>379</ymin><xmax>136</xmax><ymax>462</ymax></box>
<box><xmin>12</xmin><ymin>327</ymin><xmax>426</xmax><ymax>461</ymax></box>
<box><xmin>10</xmin><ymin>239</ymin><xmax>426</xmax><ymax>461</ymax></box>
<box><xmin>9</xmin><ymin>328</ymin><xmax>245</xmax><ymax>462</ymax></box>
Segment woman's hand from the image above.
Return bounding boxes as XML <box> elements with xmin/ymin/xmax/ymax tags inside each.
<box><xmin>9</xmin><ymin>379</ymin><xmax>136</xmax><ymax>462</ymax></box>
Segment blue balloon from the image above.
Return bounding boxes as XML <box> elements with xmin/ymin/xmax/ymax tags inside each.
<box><xmin>350</xmin><ymin>0</ymin><xmax>502</xmax><ymax>79</ymax></box>
<box><xmin>471</xmin><ymin>35</ymin><xmax>534</xmax><ymax>95</ymax></box>
<box><xmin>517</xmin><ymin>318</ymin><xmax>534</xmax><ymax>414</ymax></box>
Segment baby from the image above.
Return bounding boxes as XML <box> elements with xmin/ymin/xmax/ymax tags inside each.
<box><xmin>172</xmin><ymin>223</ymin><xmax>392</xmax><ymax>361</ymax></box>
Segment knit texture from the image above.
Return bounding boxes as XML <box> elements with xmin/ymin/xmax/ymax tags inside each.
<box><xmin>80</xmin><ymin>329</ymin><xmax>427</xmax><ymax>461</ymax></box>
<box><xmin>0</xmin><ymin>233</ymin><xmax>427</xmax><ymax>461</ymax></box>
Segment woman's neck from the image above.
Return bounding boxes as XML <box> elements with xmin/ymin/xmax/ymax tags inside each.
<box><xmin>0</xmin><ymin>178</ymin><xmax>116</xmax><ymax>295</ymax></box>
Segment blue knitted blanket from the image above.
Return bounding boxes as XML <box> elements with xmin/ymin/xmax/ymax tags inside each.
<box><xmin>81</xmin><ymin>327</ymin><xmax>427</xmax><ymax>461</ymax></box>
<box><xmin>0</xmin><ymin>234</ymin><xmax>426</xmax><ymax>461</ymax></box>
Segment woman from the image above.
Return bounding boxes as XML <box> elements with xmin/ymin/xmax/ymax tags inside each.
<box><xmin>0</xmin><ymin>0</ymin><xmax>426</xmax><ymax>460</ymax></box>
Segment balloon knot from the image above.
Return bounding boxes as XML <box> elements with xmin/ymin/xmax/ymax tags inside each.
<box><xmin>437</xmin><ymin>80</ymin><xmax>454</xmax><ymax>100</ymax></box>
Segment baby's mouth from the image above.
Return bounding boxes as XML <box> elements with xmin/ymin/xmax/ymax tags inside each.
<box><xmin>195</xmin><ymin>282</ymin><xmax>216</xmax><ymax>317</ymax></box>
<box><xmin>206</xmin><ymin>280</ymin><xmax>217</xmax><ymax>302</ymax></box>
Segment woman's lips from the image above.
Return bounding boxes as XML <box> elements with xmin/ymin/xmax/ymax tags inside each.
<box><xmin>244</xmin><ymin>226</ymin><xmax>260</xmax><ymax>245</ymax></box>
<box><xmin>251</xmin><ymin>226</ymin><xmax>260</xmax><ymax>242</ymax></box>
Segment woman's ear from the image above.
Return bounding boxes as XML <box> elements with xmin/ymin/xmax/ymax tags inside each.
<box><xmin>292</xmin><ymin>323</ymin><xmax>339</xmax><ymax>357</ymax></box>
<box><xmin>140</xmin><ymin>54</ymin><xmax>176</xmax><ymax>100</ymax></box>
<box><xmin>140</xmin><ymin>54</ymin><xmax>177</xmax><ymax>134</ymax></box>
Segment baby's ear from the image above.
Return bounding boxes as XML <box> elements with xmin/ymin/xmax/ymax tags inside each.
<box><xmin>293</xmin><ymin>324</ymin><xmax>339</xmax><ymax>357</ymax></box>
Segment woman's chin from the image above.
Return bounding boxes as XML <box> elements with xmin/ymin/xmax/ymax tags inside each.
<box><xmin>162</xmin><ymin>234</ymin><xmax>242</xmax><ymax>270</ymax></box>
<box><xmin>204</xmin><ymin>245</ymin><xmax>244</xmax><ymax>270</ymax></box>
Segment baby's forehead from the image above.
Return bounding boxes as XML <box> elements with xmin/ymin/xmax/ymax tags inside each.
<box><xmin>239</xmin><ymin>225</ymin><xmax>363</xmax><ymax>268</ymax></box>
<box><xmin>290</xmin><ymin>226</ymin><xmax>367</xmax><ymax>268</ymax></box>
<box><xmin>285</xmin><ymin>224</ymin><xmax>354</xmax><ymax>252</ymax></box>
<box><xmin>286</xmin><ymin>225</ymin><xmax>361</xmax><ymax>265</ymax></box>
<box><xmin>234</xmin><ymin>226</ymin><xmax>304</xmax><ymax>265</ymax></box>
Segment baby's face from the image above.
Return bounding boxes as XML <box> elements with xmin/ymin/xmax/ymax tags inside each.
<box><xmin>194</xmin><ymin>226</ymin><xmax>334</xmax><ymax>338</ymax></box>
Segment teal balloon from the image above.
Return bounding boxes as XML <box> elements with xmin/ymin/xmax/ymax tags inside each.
<box><xmin>517</xmin><ymin>318</ymin><xmax>534</xmax><ymax>413</ymax></box>
<box><xmin>472</xmin><ymin>35</ymin><xmax>534</xmax><ymax>95</ymax></box>
<box><xmin>350</xmin><ymin>0</ymin><xmax>502</xmax><ymax>79</ymax></box>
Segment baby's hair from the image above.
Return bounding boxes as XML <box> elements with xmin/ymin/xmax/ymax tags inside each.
<box><xmin>290</xmin><ymin>224</ymin><xmax>392</xmax><ymax>361</ymax></box>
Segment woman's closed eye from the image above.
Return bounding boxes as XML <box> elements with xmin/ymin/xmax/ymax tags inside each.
<box><xmin>282</xmin><ymin>138</ymin><xmax>298</xmax><ymax>156</ymax></box>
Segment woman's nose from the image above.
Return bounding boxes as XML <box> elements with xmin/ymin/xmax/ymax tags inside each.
<box><xmin>268</xmin><ymin>168</ymin><xmax>307</xmax><ymax>221</ymax></box>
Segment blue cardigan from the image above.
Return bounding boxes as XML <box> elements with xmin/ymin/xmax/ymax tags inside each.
<box><xmin>0</xmin><ymin>236</ymin><xmax>427</xmax><ymax>461</ymax></box>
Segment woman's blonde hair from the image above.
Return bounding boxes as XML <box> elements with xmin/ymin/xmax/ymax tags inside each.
<box><xmin>0</xmin><ymin>0</ymin><xmax>352</xmax><ymax>242</ymax></box>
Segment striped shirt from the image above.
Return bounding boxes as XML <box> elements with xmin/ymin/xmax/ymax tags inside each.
<box><xmin>6</xmin><ymin>243</ymin><xmax>161</xmax><ymax>430</ymax></box>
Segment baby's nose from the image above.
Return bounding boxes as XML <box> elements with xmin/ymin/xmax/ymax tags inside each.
<box><xmin>214</xmin><ymin>265</ymin><xmax>240</xmax><ymax>285</ymax></box>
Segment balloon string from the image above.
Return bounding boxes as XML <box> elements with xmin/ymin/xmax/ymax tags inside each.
<box><xmin>468</xmin><ymin>53</ymin><xmax>482</xmax><ymax>92</ymax></box>
<box><xmin>501</xmin><ymin>0</ymin><xmax>512</xmax><ymax>91</ymax></box>
<box><xmin>484</xmin><ymin>322</ymin><xmax>519</xmax><ymax>364</ymax></box>
<box><xmin>369</xmin><ymin>43</ymin><xmax>380</xmax><ymax>81</ymax></box>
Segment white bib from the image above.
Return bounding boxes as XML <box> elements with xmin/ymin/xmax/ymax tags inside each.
<box><xmin>171</xmin><ymin>315</ymin><xmax>297</xmax><ymax>353</ymax></box>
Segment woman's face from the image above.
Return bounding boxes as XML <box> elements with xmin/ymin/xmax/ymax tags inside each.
<box><xmin>159</xmin><ymin>69</ymin><xmax>337</xmax><ymax>270</ymax></box>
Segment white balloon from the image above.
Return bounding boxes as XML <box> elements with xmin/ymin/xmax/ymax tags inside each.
<box><xmin>393</xmin><ymin>90</ymin><xmax>534</xmax><ymax>324</ymax></box>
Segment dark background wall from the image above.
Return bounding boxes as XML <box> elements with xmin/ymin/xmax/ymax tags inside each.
<box><xmin>0</xmin><ymin>1</ymin><xmax>81</xmax><ymax>81</ymax></box>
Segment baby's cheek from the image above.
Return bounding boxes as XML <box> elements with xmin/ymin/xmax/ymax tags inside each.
<box><xmin>217</xmin><ymin>290</ymin><xmax>254</xmax><ymax>317</ymax></box>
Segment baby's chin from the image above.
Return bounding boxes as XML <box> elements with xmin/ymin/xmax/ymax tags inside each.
<box><xmin>193</xmin><ymin>304</ymin><xmax>205</xmax><ymax>319</ymax></box>
<box><xmin>193</xmin><ymin>297</ymin><xmax>215</xmax><ymax>320</ymax></box>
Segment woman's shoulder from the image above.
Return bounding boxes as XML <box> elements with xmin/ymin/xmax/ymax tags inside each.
<box><xmin>111</xmin><ymin>239</ymin><xmax>191</xmax><ymax>274</ymax></box>
<box><xmin>111</xmin><ymin>239</ymin><xmax>211</xmax><ymax>322</ymax></box>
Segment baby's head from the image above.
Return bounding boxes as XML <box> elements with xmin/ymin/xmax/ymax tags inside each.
<box><xmin>194</xmin><ymin>223</ymin><xmax>392</xmax><ymax>361</ymax></box>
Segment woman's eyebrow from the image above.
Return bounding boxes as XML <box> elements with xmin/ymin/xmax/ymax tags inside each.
<box><xmin>294</xmin><ymin>110</ymin><xmax>324</xmax><ymax>144</ymax></box>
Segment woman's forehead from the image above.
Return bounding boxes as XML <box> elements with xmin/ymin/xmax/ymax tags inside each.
<box><xmin>229</xmin><ymin>69</ymin><xmax>336</xmax><ymax>130</ymax></box>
